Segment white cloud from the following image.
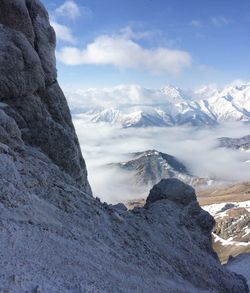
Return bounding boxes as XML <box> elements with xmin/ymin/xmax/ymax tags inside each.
<box><xmin>211</xmin><ymin>16</ymin><xmax>230</xmax><ymax>27</ymax></box>
<box><xmin>55</xmin><ymin>0</ymin><xmax>81</xmax><ymax>20</ymax></box>
<box><xmin>51</xmin><ymin>21</ymin><xmax>76</xmax><ymax>44</ymax></box>
<box><xmin>57</xmin><ymin>34</ymin><xmax>191</xmax><ymax>75</ymax></box>
<box><xmin>73</xmin><ymin>120</ymin><xmax>250</xmax><ymax>203</ymax></box>
<box><xmin>55</xmin><ymin>0</ymin><xmax>92</xmax><ymax>20</ymax></box>
<box><xmin>190</xmin><ymin>20</ymin><xmax>202</xmax><ymax>27</ymax></box>
<box><xmin>120</xmin><ymin>26</ymin><xmax>153</xmax><ymax>40</ymax></box>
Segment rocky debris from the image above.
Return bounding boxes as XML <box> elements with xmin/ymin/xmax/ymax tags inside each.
<box><xmin>203</xmin><ymin>201</ymin><xmax>250</xmax><ymax>263</ymax></box>
<box><xmin>218</xmin><ymin>135</ymin><xmax>250</xmax><ymax>151</ymax></box>
<box><xmin>215</xmin><ymin>207</ymin><xmax>250</xmax><ymax>242</ymax></box>
<box><xmin>0</xmin><ymin>1</ymin><xmax>249</xmax><ymax>292</ymax></box>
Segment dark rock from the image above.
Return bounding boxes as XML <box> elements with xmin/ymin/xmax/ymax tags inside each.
<box><xmin>146</xmin><ymin>178</ymin><xmax>196</xmax><ymax>206</ymax></box>
<box><xmin>112</xmin><ymin>203</ymin><xmax>128</xmax><ymax>212</ymax></box>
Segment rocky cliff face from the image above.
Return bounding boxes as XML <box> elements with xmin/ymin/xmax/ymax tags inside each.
<box><xmin>0</xmin><ymin>0</ymin><xmax>91</xmax><ymax>192</ymax></box>
<box><xmin>0</xmin><ymin>1</ymin><xmax>249</xmax><ymax>292</ymax></box>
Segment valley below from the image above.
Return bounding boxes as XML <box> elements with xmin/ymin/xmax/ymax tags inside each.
<box><xmin>72</xmin><ymin>119</ymin><xmax>250</xmax><ymax>266</ymax></box>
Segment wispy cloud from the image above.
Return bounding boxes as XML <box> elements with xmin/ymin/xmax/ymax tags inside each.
<box><xmin>190</xmin><ymin>20</ymin><xmax>202</xmax><ymax>27</ymax></box>
<box><xmin>50</xmin><ymin>1</ymin><xmax>92</xmax><ymax>44</ymax></box>
<box><xmin>51</xmin><ymin>21</ymin><xmax>76</xmax><ymax>44</ymax></box>
<box><xmin>120</xmin><ymin>26</ymin><xmax>153</xmax><ymax>40</ymax></box>
<box><xmin>55</xmin><ymin>0</ymin><xmax>92</xmax><ymax>20</ymax></box>
<box><xmin>211</xmin><ymin>16</ymin><xmax>231</xmax><ymax>27</ymax></box>
<box><xmin>57</xmin><ymin>30</ymin><xmax>192</xmax><ymax>75</ymax></box>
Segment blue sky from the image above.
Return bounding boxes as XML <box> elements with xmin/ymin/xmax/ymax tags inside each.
<box><xmin>42</xmin><ymin>0</ymin><xmax>250</xmax><ymax>90</ymax></box>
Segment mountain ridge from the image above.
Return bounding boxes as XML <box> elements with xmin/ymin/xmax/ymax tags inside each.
<box><xmin>112</xmin><ymin>149</ymin><xmax>211</xmax><ymax>188</ymax></box>
<box><xmin>69</xmin><ymin>82</ymin><xmax>250</xmax><ymax>127</ymax></box>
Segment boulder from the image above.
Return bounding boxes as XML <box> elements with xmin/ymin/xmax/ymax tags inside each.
<box><xmin>146</xmin><ymin>178</ymin><xmax>196</xmax><ymax>205</ymax></box>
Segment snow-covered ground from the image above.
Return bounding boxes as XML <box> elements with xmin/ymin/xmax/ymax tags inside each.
<box><xmin>203</xmin><ymin>201</ymin><xmax>250</xmax><ymax>264</ymax></box>
<box><xmin>203</xmin><ymin>200</ymin><xmax>250</xmax><ymax>216</ymax></box>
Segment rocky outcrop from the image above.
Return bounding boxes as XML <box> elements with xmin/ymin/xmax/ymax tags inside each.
<box><xmin>0</xmin><ymin>1</ymin><xmax>249</xmax><ymax>292</ymax></box>
<box><xmin>146</xmin><ymin>178</ymin><xmax>196</xmax><ymax>205</ymax></box>
<box><xmin>0</xmin><ymin>0</ymin><xmax>91</xmax><ymax>191</ymax></box>
<box><xmin>215</xmin><ymin>207</ymin><xmax>250</xmax><ymax>242</ymax></box>
<box><xmin>203</xmin><ymin>201</ymin><xmax>250</xmax><ymax>263</ymax></box>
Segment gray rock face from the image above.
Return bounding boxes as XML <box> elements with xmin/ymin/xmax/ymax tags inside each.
<box><xmin>0</xmin><ymin>1</ymin><xmax>249</xmax><ymax>292</ymax></box>
<box><xmin>0</xmin><ymin>25</ymin><xmax>44</xmax><ymax>99</ymax></box>
<box><xmin>0</xmin><ymin>0</ymin><xmax>91</xmax><ymax>191</ymax></box>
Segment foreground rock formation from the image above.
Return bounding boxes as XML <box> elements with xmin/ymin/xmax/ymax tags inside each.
<box><xmin>0</xmin><ymin>0</ymin><xmax>91</xmax><ymax>192</ymax></box>
<box><xmin>0</xmin><ymin>1</ymin><xmax>249</xmax><ymax>292</ymax></box>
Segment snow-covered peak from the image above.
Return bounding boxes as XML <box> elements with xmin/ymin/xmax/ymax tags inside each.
<box><xmin>193</xmin><ymin>84</ymin><xmax>220</xmax><ymax>100</ymax></box>
<box><xmin>159</xmin><ymin>85</ymin><xmax>186</xmax><ymax>101</ymax></box>
<box><xmin>68</xmin><ymin>81</ymin><xmax>250</xmax><ymax>127</ymax></box>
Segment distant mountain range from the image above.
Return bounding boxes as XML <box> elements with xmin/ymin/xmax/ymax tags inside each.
<box><xmin>112</xmin><ymin>149</ymin><xmax>212</xmax><ymax>188</ymax></box>
<box><xmin>218</xmin><ymin>135</ymin><xmax>250</xmax><ymax>151</ymax></box>
<box><xmin>68</xmin><ymin>82</ymin><xmax>250</xmax><ymax>127</ymax></box>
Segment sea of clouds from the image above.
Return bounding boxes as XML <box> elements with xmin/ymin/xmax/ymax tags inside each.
<box><xmin>73</xmin><ymin>118</ymin><xmax>250</xmax><ymax>203</ymax></box>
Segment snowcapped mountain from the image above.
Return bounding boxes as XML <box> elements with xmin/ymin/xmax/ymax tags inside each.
<box><xmin>67</xmin><ymin>82</ymin><xmax>250</xmax><ymax>128</ymax></box>
<box><xmin>112</xmin><ymin>149</ymin><xmax>210</xmax><ymax>188</ymax></box>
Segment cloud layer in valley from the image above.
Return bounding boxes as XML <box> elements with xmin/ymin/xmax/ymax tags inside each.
<box><xmin>73</xmin><ymin>119</ymin><xmax>250</xmax><ymax>203</ymax></box>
